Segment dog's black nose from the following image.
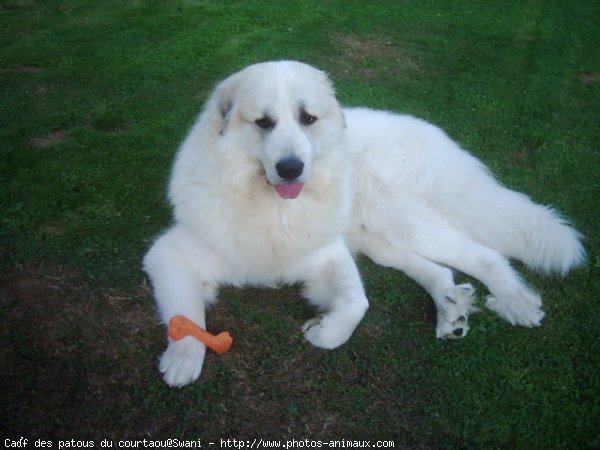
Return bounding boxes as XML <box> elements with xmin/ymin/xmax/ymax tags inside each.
<box><xmin>276</xmin><ymin>157</ymin><xmax>304</xmax><ymax>180</ymax></box>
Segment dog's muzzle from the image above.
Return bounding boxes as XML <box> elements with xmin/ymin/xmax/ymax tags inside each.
<box><xmin>274</xmin><ymin>156</ymin><xmax>304</xmax><ymax>199</ymax></box>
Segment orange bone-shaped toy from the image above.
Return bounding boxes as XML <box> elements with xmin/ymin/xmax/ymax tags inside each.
<box><xmin>168</xmin><ymin>315</ymin><xmax>233</xmax><ymax>354</ymax></box>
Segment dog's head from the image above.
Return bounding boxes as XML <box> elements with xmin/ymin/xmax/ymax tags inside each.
<box><xmin>205</xmin><ymin>61</ymin><xmax>346</xmax><ymax>199</ymax></box>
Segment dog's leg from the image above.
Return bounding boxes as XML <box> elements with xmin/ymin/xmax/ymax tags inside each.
<box><xmin>394</xmin><ymin>256</ymin><xmax>476</xmax><ymax>339</ymax></box>
<box><xmin>296</xmin><ymin>241</ymin><xmax>369</xmax><ymax>349</ymax></box>
<box><xmin>361</xmin><ymin>241</ymin><xmax>476</xmax><ymax>338</ymax></box>
<box><xmin>143</xmin><ymin>227</ymin><xmax>220</xmax><ymax>387</ymax></box>
<box><xmin>416</xmin><ymin>233</ymin><xmax>545</xmax><ymax>327</ymax></box>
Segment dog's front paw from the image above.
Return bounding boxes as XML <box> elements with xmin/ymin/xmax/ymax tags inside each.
<box><xmin>436</xmin><ymin>283</ymin><xmax>477</xmax><ymax>339</ymax></box>
<box><xmin>302</xmin><ymin>315</ymin><xmax>354</xmax><ymax>349</ymax></box>
<box><xmin>159</xmin><ymin>336</ymin><xmax>206</xmax><ymax>387</ymax></box>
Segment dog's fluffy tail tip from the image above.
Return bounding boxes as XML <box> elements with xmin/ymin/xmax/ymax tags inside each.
<box><xmin>525</xmin><ymin>210</ymin><xmax>586</xmax><ymax>276</ymax></box>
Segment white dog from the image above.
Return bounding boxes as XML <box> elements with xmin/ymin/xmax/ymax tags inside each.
<box><xmin>144</xmin><ymin>61</ymin><xmax>585</xmax><ymax>387</ymax></box>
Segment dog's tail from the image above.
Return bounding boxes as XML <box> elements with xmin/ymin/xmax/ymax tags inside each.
<box><xmin>461</xmin><ymin>180</ymin><xmax>586</xmax><ymax>275</ymax></box>
<box><xmin>507</xmin><ymin>200</ymin><xmax>585</xmax><ymax>275</ymax></box>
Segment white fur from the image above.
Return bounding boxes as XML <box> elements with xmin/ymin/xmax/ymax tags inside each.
<box><xmin>143</xmin><ymin>61</ymin><xmax>585</xmax><ymax>387</ymax></box>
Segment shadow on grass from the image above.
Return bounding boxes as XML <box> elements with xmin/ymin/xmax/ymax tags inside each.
<box><xmin>0</xmin><ymin>265</ymin><xmax>440</xmax><ymax>445</ymax></box>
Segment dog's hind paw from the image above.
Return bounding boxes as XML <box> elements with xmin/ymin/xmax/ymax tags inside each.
<box><xmin>485</xmin><ymin>290</ymin><xmax>544</xmax><ymax>327</ymax></box>
<box><xmin>435</xmin><ymin>283</ymin><xmax>477</xmax><ymax>339</ymax></box>
<box><xmin>159</xmin><ymin>336</ymin><xmax>206</xmax><ymax>387</ymax></box>
<box><xmin>436</xmin><ymin>314</ymin><xmax>469</xmax><ymax>339</ymax></box>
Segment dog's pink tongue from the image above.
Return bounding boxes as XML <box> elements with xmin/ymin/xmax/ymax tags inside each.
<box><xmin>275</xmin><ymin>182</ymin><xmax>303</xmax><ymax>199</ymax></box>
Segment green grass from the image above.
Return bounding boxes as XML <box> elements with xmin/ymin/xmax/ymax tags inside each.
<box><xmin>1</xmin><ymin>0</ymin><xmax>599</xmax><ymax>447</ymax></box>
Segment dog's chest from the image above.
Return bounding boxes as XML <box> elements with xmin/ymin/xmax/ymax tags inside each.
<box><xmin>230</xmin><ymin>202</ymin><xmax>316</xmax><ymax>258</ymax></box>
<box><xmin>216</xmin><ymin>192</ymin><xmax>343</xmax><ymax>279</ymax></box>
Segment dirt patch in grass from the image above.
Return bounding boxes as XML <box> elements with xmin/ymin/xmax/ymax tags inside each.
<box><xmin>329</xmin><ymin>33</ymin><xmax>421</xmax><ymax>81</ymax></box>
<box><xmin>28</xmin><ymin>130</ymin><xmax>70</xmax><ymax>148</ymax></box>
<box><xmin>508</xmin><ymin>141</ymin><xmax>541</xmax><ymax>168</ymax></box>
<box><xmin>578</xmin><ymin>72</ymin><xmax>600</xmax><ymax>83</ymax></box>
<box><xmin>0</xmin><ymin>66</ymin><xmax>42</xmax><ymax>74</ymax></box>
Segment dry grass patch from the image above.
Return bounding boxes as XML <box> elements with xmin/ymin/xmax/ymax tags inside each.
<box><xmin>28</xmin><ymin>130</ymin><xmax>70</xmax><ymax>148</ymax></box>
<box><xmin>330</xmin><ymin>33</ymin><xmax>421</xmax><ymax>81</ymax></box>
<box><xmin>579</xmin><ymin>72</ymin><xmax>600</xmax><ymax>83</ymax></box>
<box><xmin>0</xmin><ymin>66</ymin><xmax>42</xmax><ymax>74</ymax></box>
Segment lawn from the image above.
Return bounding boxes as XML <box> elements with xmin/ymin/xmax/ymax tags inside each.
<box><xmin>1</xmin><ymin>1</ymin><xmax>599</xmax><ymax>448</ymax></box>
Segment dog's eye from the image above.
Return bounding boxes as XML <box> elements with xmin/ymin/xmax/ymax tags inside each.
<box><xmin>300</xmin><ymin>111</ymin><xmax>318</xmax><ymax>126</ymax></box>
<box><xmin>255</xmin><ymin>117</ymin><xmax>275</xmax><ymax>130</ymax></box>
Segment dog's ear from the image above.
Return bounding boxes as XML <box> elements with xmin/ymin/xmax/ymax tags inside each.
<box><xmin>207</xmin><ymin>73</ymin><xmax>240</xmax><ymax>137</ymax></box>
<box><xmin>218</xmin><ymin>99</ymin><xmax>233</xmax><ymax>136</ymax></box>
<box><xmin>199</xmin><ymin>73</ymin><xmax>238</xmax><ymax>137</ymax></box>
